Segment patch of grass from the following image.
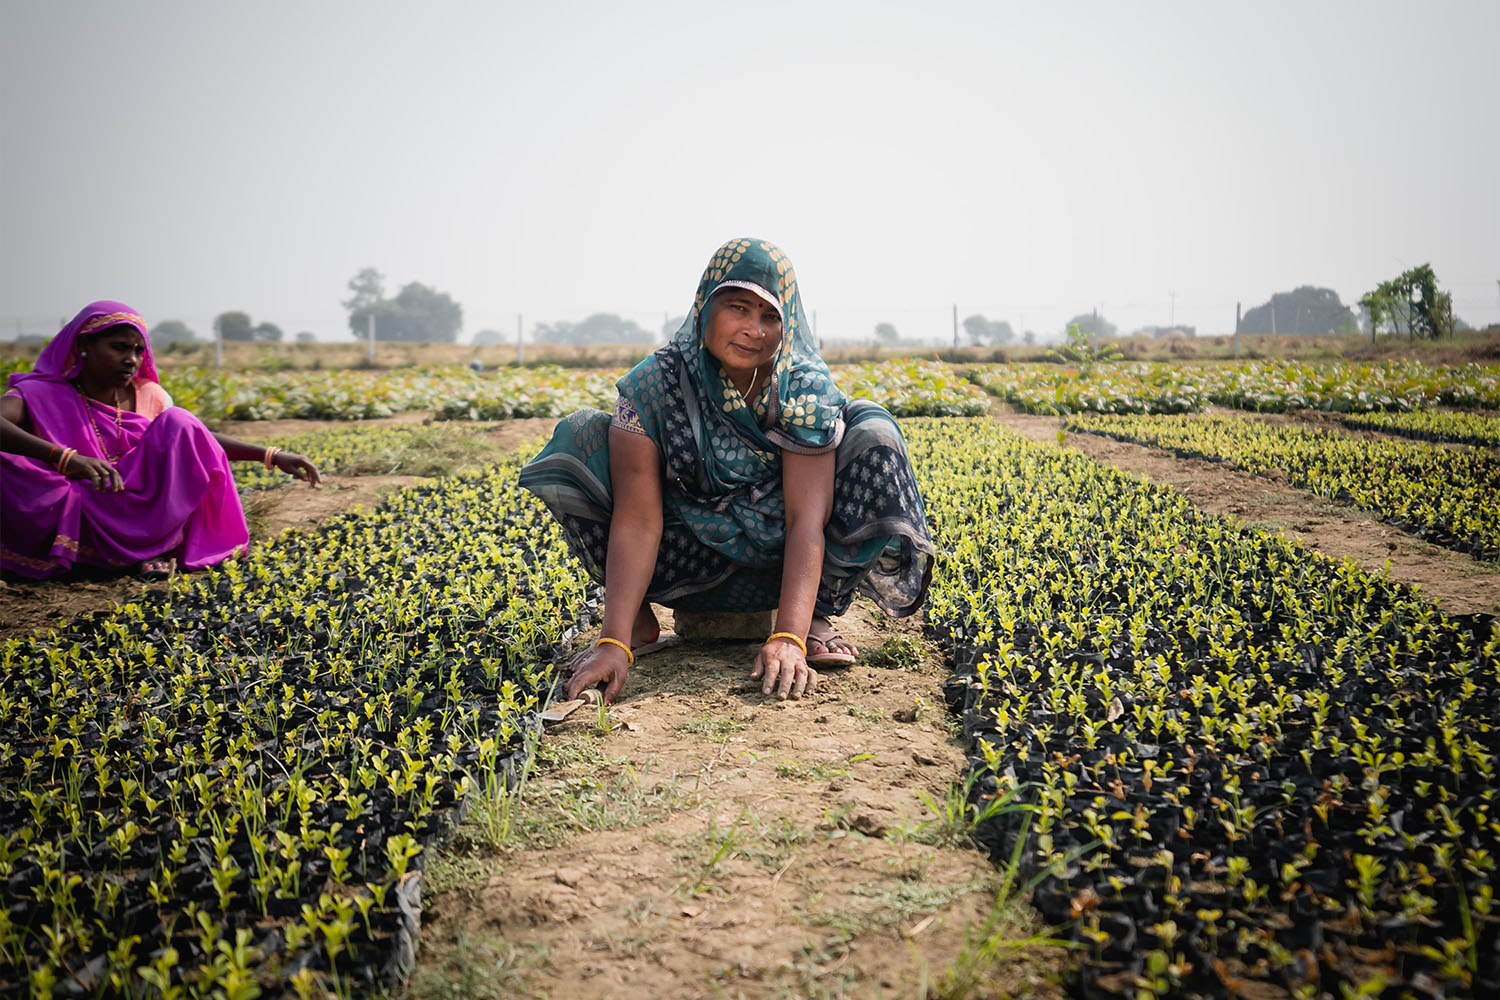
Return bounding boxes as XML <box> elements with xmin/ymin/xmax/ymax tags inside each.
<box><xmin>242</xmin><ymin>492</ymin><xmax>280</xmax><ymax>543</ymax></box>
<box><xmin>929</xmin><ymin>815</ymin><xmax>1077</xmax><ymax>999</ymax></box>
<box><xmin>421</xmin><ymin>851</ymin><xmax>504</xmax><ymax>893</ymax></box>
<box><xmin>675</xmin><ymin>813</ymin><xmax>744</xmax><ymax>898</ymax></box>
<box><xmin>735</xmin><ymin>811</ymin><xmax>810</xmax><ymax>871</ymax></box>
<box><xmin>861</xmin><ymin>635</ymin><xmax>928</xmax><ymax>671</ymax></box>
<box><xmin>890</xmin><ymin>770</ymin><xmax>1035</xmax><ymax>849</ymax></box>
<box><xmin>844</xmin><ymin>703</ymin><xmax>887</xmax><ymax>725</ymax></box>
<box><xmin>533</xmin><ymin>732</ymin><xmax>628</xmax><ymax>773</ymax></box>
<box><xmin>455</xmin><ymin>758</ymin><xmax>697</xmax><ymax>853</ymax></box>
<box><xmin>397</xmin><ymin>929</ymin><xmax>549</xmax><ymax>999</ymax></box>
<box><xmin>672</xmin><ymin>714</ymin><xmax>749</xmax><ymax>740</ymax></box>
<box><xmin>806</xmin><ymin>876</ymin><xmax>983</xmax><ymax>938</ymax></box>
<box><xmin>510</xmin><ymin>764</ymin><xmax>697</xmax><ymax>850</ymax></box>
<box><xmin>775</xmin><ymin>753</ymin><xmax>874</xmax><ymax>782</ymax></box>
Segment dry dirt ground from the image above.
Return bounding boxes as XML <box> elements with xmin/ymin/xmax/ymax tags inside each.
<box><xmin>404</xmin><ymin>604</ymin><xmax>1064</xmax><ymax>1000</ymax></box>
<box><xmin>5</xmin><ymin>406</ymin><xmax>1498</xmax><ymax>998</ymax></box>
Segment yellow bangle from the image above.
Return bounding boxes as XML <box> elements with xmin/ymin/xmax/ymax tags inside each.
<box><xmin>264</xmin><ymin>446</ymin><xmax>281</xmax><ymax>470</ymax></box>
<box><xmin>595</xmin><ymin>636</ymin><xmax>634</xmax><ymax>666</ymax></box>
<box><xmin>767</xmin><ymin>632</ymin><xmax>807</xmax><ymax>656</ymax></box>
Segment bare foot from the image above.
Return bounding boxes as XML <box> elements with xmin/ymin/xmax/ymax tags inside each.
<box><xmin>632</xmin><ymin>602</ymin><xmax>661</xmax><ymax>649</ymax></box>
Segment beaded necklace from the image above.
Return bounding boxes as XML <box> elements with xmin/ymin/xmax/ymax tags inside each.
<box><xmin>76</xmin><ymin>383</ymin><xmax>126</xmax><ymax>463</ymax></box>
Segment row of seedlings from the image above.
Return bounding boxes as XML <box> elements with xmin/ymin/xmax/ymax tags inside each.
<box><xmin>834</xmin><ymin>359</ymin><xmax>994</xmax><ymax>416</ymax></box>
<box><xmin>1338</xmin><ymin>410</ymin><xmax>1500</xmax><ymax>449</ymax></box>
<box><xmin>231</xmin><ymin>423</ymin><xmax>502</xmax><ymax>492</ymax></box>
<box><xmin>1064</xmin><ymin>412</ymin><xmax>1500</xmax><ymax>561</ymax></box>
<box><xmin>906</xmin><ymin>417</ymin><xmax>1499</xmax><ymax>997</ymax></box>
<box><xmin>968</xmin><ymin>360</ymin><xmax>1500</xmax><ymax>417</ymax></box>
<box><xmin>0</xmin><ymin>454</ymin><xmax>593</xmax><ymax>996</ymax></box>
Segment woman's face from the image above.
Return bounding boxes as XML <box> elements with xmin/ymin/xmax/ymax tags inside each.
<box><xmin>703</xmin><ymin>288</ymin><xmax>783</xmax><ymax>379</ymax></box>
<box><xmin>80</xmin><ymin>325</ymin><xmax>147</xmax><ymax>389</ymax></box>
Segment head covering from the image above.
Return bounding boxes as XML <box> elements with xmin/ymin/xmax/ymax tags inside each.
<box><xmin>671</xmin><ymin>238</ymin><xmax>846</xmax><ymax>454</ymax></box>
<box><xmin>8</xmin><ymin>300</ymin><xmax>158</xmax><ymax>390</ymax></box>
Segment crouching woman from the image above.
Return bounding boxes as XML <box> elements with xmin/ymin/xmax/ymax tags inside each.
<box><xmin>1</xmin><ymin>301</ymin><xmax>320</xmax><ymax>579</ymax></box>
<box><xmin>519</xmin><ymin>239</ymin><xmax>933</xmax><ymax>703</ymax></box>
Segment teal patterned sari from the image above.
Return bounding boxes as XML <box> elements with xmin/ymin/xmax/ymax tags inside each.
<box><xmin>519</xmin><ymin>238</ymin><xmax>932</xmax><ymax>616</ymax></box>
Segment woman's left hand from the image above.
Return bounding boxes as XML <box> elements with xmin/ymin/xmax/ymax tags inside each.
<box><xmin>752</xmin><ymin>639</ymin><xmax>818</xmax><ymax>700</ymax></box>
<box><xmin>273</xmin><ymin>451</ymin><xmax>321</xmax><ymax>487</ymax></box>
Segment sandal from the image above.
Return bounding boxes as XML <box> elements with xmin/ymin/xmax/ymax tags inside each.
<box><xmin>139</xmin><ymin>558</ymin><xmax>175</xmax><ymax>582</ymax></box>
<box><xmin>807</xmin><ymin>617</ymin><xmax>858</xmax><ymax>667</ymax></box>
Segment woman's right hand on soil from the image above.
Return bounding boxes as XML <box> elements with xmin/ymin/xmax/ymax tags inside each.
<box><xmin>66</xmin><ymin>454</ymin><xmax>122</xmax><ymax>492</ymax></box>
<box><xmin>566</xmin><ymin>643</ymin><xmax>630</xmax><ymax>703</ymax></box>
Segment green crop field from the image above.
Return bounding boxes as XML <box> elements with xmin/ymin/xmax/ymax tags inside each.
<box><xmin>3</xmin><ymin>357</ymin><xmax>1497</xmax><ymax>997</ymax></box>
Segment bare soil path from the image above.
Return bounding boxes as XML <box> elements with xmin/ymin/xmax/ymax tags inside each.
<box><xmin>990</xmin><ymin>408</ymin><xmax>1500</xmax><ymax>616</ymax></box>
<box><xmin>404</xmin><ymin>604</ymin><xmax>1064</xmax><ymax>1000</ymax></box>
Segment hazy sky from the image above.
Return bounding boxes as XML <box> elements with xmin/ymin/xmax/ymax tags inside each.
<box><xmin>3</xmin><ymin>1</ymin><xmax>1497</xmax><ymax>344</ymax></box>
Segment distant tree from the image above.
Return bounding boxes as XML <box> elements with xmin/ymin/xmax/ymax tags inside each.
<box><xmin>663</xmin><ymin>315</ymin><xmax>687</xmax><ymax>339</ymax></box>
<box><xmin>343</xmin><ymin>273</ymin><xmax>463</xmax><ymax>342</ymax></box>
<box><xmin>1064</xmin><ymin>312</ymin><xmax>1117</xmax><ymax>339</ymax></box>
<box><xmin>1242</xmin><ymin>286</ymin><xmax>1354</xmax><ymax>335</ymax></box>
<box><xmin>150</xmin><ymin>320</ymin><xmax>197</xmax><ymax>345</ymax></box>
<box><xmin>874</xmin><ymin>322</ymin><xmax>900</xmax><ymax>344</ymax></box>
<box><xmin>537</xmin><ymin>313</ymin><xmax>651</xmax><ymax>345</ymax></box>
<box><xmin>1022</xmin><ymin>331</ymin><xmax>1036</xmax><ymax>346</ymax></box>
<box><xmin>962</xmin><ymin>314</ymin><xmax>1015</xmax><ymax>346</ymax></box>
<box><xmin>214</xmin><ymin>311</ymin><xmax>253</xmax><ymax>342</ymax></box>
<box><xmin>1360</xmin><ymin>265</ymin><xmax>1453</xmax><ymax>340</ymax></box>
<box><xmin>252</xmin><ymin>321</ymin><xmax>283</xmax><ymax>342</ymax></box>
<box><xmin>471</xmin><ymin>328</ymin><xmax>506</xmax><ymax>346</ymax></box>
<box><xmin>342</xmin><ymin>267</ymin><xmax>385</xmax><ymax>314</ymax></box>
<box><xmin>295</xmin><ymin>331</ymin><xmax>317</xmax><ymax>343</ymax></box>
<box><xmin>389</xmin><ymin>282</ymin><xmax>462</xmax><ymax>342</ymax></box>
<box><xmin>532</xmin><ymin>319</ymin><xmax>574</xmax><ymax>343</ymax></box>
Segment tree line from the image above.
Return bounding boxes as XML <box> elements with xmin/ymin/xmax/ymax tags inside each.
<box><xmin>136</xmin><ymin>264</ymin><xmax>1476</xmax><ymax>349</ymax></box>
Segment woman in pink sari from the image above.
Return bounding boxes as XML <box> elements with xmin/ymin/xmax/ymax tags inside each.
<box><xmin>1</xmin><ymin>301</ymin><xmax>320</xmax><ymax>579</ymax></box>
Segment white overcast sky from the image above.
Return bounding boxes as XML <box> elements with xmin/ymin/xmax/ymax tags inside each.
<box><xmin>2</xmin><ymin>0</ymin><xmax>1496</xmax><ymax>344</ymax></box>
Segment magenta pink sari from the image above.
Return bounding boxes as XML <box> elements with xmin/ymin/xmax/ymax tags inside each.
<box><xmin>2</xmin><ymin>301</ymin><xmax>247</xmax><ymax>579</ymax></box>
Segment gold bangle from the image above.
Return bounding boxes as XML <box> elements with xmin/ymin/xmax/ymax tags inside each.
<box><xmin>57</xmin><ymin>448</ymin><xmax>78</xmax><ymax>473</ymax></box>
<box><xmin>595</xmin><ymin>636</ymin><xmax>634</xmax><ymax>666</ymax></box>
<box><xmin>767</xmin><ymin>632</ymin><xmax>807</xmax><ymax>656</ymax></box>
<box><xmin>264</xmin><ymin>446</ymin><xmax>281</xmax><ymax>469</ymax></box>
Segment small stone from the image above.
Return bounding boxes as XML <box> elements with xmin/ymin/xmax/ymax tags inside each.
<box><xmin>892</xmin><ymin>706</ymin><xmax>919</xmax><ymax>723</ymax></box>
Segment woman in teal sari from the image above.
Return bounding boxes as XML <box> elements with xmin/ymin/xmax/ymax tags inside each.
<box><xmin>519</xmin><ymin>238</ymin><xmax>932</xmax><ymax>702</ymax></box>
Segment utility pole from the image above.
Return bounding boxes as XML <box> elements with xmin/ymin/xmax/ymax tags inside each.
<box><xmin>367</xmin><ymin>313</ymin><xmax>375</xmax><ymax>366</ymax></box>
<box><xmin>952</xmin><ymin>304</ymin><xmax>958</xmax><ymax>353</ymax></box>
<box><xmin>1170</xmin><ymin>291</ymin><xmax>1176</xmax><ymax>329</ymax></box>
<box><xmin>1234</xmin><ymin>302</ymin><xmax>1242</xmax><ymax>359</ymax></box>
<box><xmin>516</xmin><ymin>313</ymin><xmax>524</xmax><ymax>365</ymax></box>
<box><xmin>214</xmin><ymin>316</ymin><xmax>223</xmax><ymax>368</ymax></box>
